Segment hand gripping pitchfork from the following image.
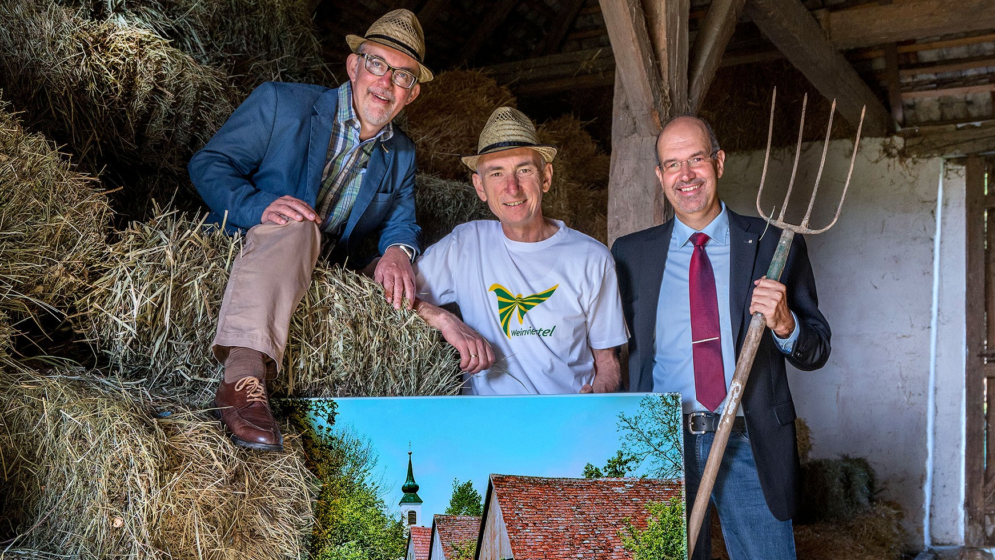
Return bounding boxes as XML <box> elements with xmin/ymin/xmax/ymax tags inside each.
<box><xmin>686</xmin><ymin>88</ymin><xmax>864</xmax><ymax>558</ymax></box>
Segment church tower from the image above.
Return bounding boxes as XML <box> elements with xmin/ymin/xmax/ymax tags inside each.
<box><xmin>399</xmin><ymin>450</ymin><xmax>423</xmax><ymax>528</ymax></box>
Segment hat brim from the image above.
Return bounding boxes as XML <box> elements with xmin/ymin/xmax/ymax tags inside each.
<box><xmin>346</xmin><ymin>35</ymin><xmax>434</xmax><ymax>83</ymax></box>
<box><xmin>461</xmin><ymin>145</ymin><xmax>558</xmax><ymax>172</ymax></box>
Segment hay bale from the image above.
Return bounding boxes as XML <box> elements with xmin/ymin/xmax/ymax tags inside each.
<box><xmin>0</xmin><ymin>98</ymin><xmax>111</xmax><ymax>318</ymax></box>
<box><xmin>796</xmin><ymin>417</ymin><xmax>812</xmax><ymax>463</ymax></box>
<box><xmin>416</xmin><ymin>174</ymin><xmax>492</xmax><ymax>246</ymax></box>
<box><xmin>404</xmin><ymin>70</ymin><xmax>517</xmax><ymax>181</ymax></box>
<box><xmin>794</xmin><ymin>502</ymin><xmax>905</xmax><ymax>560</ymax></box>
<box><xmin>537</xmin><ymin>115</ymin><xmax>611</xmax><ymax>190</ymax></box>
<box><xmin>0</xmin><ymin>1</ymin><xmax>238</xmax><ymax>176</ymax></box>
<box><xmin>80</xmin><ymin>210</ymin><xmax>462</xmax><ymax>399</ymax></box>
<box><xmin>0</xmin><ymin>370</ymin><xmax>167</xmax><ymax>556</ymax></box>
<box><xmin>157</xmin><ymin>408</ymin><xmax>316</xmax><ymax>559</ymax></box>
<box><xmin>57</xmin><ymin>0</ymin><xmax>329</xmax><ymax>87</ymax></box>
<box><xmin>0</xmin><ymin>370</ymin><xmax>317</xmax><ymax>559</ymax></box>
<box><xmin>800</xmin><ymin>456</ymin><xmax>876</xmax><ymax>523</ymax></box>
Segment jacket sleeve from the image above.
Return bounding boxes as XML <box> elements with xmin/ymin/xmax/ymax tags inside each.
<box><xmin>188</xmin><ymin>82</ymin><xmax>281</xmax><ymax>230</ymax></box>
<box><xmin>376</xmin><ymin>144</ymin><xmax>422</xmax><ymax>255</ymax></box>
<box><xmin>781</xmin><ymin>233</ymin><xmax>831</xmax><ymax>371</ymax></box>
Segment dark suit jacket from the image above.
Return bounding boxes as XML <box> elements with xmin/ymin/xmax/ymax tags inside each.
<box><xmin>610</xmin><ymin>208</ymin><xmax>830</xmax><ymax>521</ymax></box>
<box><xmin>188</xmin><ymin>82</ymin><xmax>421</xmax><ymax>260</ymax></box>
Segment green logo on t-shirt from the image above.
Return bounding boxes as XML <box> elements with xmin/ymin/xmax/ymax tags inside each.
<box><xmin>489</xmin><ymin>283</ymin><xmax>558</xmax><ymax>339</ymax></box>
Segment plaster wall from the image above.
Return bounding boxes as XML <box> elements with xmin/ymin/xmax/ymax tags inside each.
<box><xmin>719</xmin><ymin>138</ymin><xmax>964</xmax><ymax>547</ymax></box>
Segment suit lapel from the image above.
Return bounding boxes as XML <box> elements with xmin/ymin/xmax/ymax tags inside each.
<box><xmin>728</xmin><ymin>210</ymin><xmax>760</xmax><ymax>343</ymax></box>
<box><xmin>641</xmin><ymin>220</ymin><xmax>675</xmax><ymax>342</ymax></box>
<box><xmin>342</xmin><ymin>138</ymin><xmax>391</xmax><ymax>244</ymax></box>
<box><xmin>306</xmin><ymin>88</ymin><xmax>339</xmax><ymax>203</ymax></box>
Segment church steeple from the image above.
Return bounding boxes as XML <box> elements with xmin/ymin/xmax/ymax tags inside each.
<box><xmin>399</xmin><ymin>448</ymin><xmax>423</xmax><ymax>527</ymax></box>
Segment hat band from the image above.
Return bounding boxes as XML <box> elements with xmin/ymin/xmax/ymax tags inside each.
<box><xmin>365</xmin><ymin>33</ymin><xmax>423</xmax><ymax>63</ymax></box>
<box><xmin>479</xmin><ymin>140</ymin><xmax>539</xmax><ymax>154</ymax></box>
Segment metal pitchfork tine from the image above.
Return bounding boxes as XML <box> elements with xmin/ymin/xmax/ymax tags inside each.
<box><xmin>686</xmin><ymin>87</ymin><xmax>865</xmax><ymax>558</ymax></box>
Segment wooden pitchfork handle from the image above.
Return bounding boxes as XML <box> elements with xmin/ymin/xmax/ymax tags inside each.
<box><xmin>686</xmin><ymin>228</ymin><xmax>795</xmax><ymax>558</ymax></box>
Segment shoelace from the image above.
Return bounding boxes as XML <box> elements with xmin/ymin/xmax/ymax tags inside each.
<box><xmin>234</xmin><ymin>377</ymin><xmax>267</xmax><ymax>404</ymax></box>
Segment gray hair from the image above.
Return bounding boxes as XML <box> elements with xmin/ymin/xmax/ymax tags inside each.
<box><xmin>655</xmin><ymin>114</ymin><xmax>721</xmax><ymax>167</ymax></box>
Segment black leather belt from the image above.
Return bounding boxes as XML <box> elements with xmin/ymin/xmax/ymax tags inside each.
<box><xmin>685</xmin><ymin>412</ymin><xmax>747</xmax><ymax>435</ymax></box>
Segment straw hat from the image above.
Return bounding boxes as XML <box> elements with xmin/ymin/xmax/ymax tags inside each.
<box><xmin>346</xmin><ymin>9</ymin><xmax>434</xmax><ymax>83</ymax></box>
<box><xmin>461</xmin><ymin>107</ymin><xmax>558</xmax><ymax>171</ymax></box>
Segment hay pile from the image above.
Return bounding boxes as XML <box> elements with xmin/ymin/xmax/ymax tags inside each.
<box><xmin>80</xmin><ymin>210</ymin><xmax>462</xmax><ymax>399</ymax></box>
<box><xmin>0</xmin><ymin>370</ymin><xmax>316</xmax><ymax>558</ymax></box>
<box><xmin>56</xmin><ymin>0</ymin><xmax>328</xmax><ymax>87</ymax></box>
<box><xmin>416</xmin><ymin>174</ymin><xmax>492</xmax><ymax>245</ymax></box>
<box><xmin>404</xmin><ymin>70</ymin><xmax>517</xmax><ymax>181</ymax></box>
<box><xmin>0</xmin><ymin>1</ymin><xmax>238</xmax><ymax>177</ymax></box>
<box><xmin>0</xmin><ymin>99</ymin><xmax>111</xmax><ymax>319</ymax></box>
<box><xmin>800</xmin><ymin>456</ymin><xmax>875</xmax><ymax>523</ymax></box>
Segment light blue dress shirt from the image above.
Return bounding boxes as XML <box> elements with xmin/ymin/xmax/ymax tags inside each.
<box><xmin>653</xmin><ymin>204</ymin><xmax>799</xmax><ymax>413</ymax></box>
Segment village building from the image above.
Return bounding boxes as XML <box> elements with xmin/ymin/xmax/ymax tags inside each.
<box><xmin>475</xmin><ymin>474</ymin><xmax>683</xmax><ymax>559</ymax></box>
<box><xmin>429</xmin><ymin>515</ymin><xmax>482</xmax><ymax>560</ymax></box>
<box><xmin>399</xmin><ymin>451</ymin><xmax>424</xmax><ymax>529</ymax></box>
<box><xmin>406</xmin><ymin>525</ymin><xmax>432</xmax><ymax>560</ymax></box>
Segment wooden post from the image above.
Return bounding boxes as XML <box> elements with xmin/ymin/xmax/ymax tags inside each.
<box><xmin>643</xmin><ymin>0</ymin><xmax>690</xmax><ymax>116</ymax></box>
<box><xmin>966</xmin><ymin>155</ymin><xmax>987</xmax><ymax>546</ymax></box>
<box><xmin>688</xmin><ymin>0</ymin><xmax>747</xmax><ymax>113</ymax></box>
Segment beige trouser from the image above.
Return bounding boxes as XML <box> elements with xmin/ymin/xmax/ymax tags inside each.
<box><xmin>212</xmin><ymin>220</ymin><xmax>322</xmax><ymax>372</ymax></box>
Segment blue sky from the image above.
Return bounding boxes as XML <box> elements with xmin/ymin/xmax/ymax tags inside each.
<box><xmin>311</xmin><ymin>393</ymin><xmax>678</xmax><ymax>524</ymax></box>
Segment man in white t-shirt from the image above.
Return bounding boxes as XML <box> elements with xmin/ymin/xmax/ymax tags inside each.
<box><xmin>412</xmin><ymin>107</ymin><xmax>628</xmax><ymax>395</ymax></box>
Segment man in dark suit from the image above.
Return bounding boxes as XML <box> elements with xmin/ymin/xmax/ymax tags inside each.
<box><xmin>611</xmin><ymin>116</ymin><xmax>831</xmax><ymax>559</ymax></box>
<box><xmin>188</xmin><ymin>9</ymin><xmax>431</xmax><ymax>452</ymax></box>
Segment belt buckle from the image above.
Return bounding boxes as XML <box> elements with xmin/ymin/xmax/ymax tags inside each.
<box><xmin>688</xmin><ymin>411</ymin><xmax>709</xmax><ymax>435</ymax></box>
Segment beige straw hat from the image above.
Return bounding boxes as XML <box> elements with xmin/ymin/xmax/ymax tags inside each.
<box><xmin>461</xmin><ymin>107</ymin><xmax>558</xmax><ymax>171</ymax></box>
<box><xmin>346</xmin><ymin>9</ymin><xmax>434</xmax><ymax>83</ymax></box>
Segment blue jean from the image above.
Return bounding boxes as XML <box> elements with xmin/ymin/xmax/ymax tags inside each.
<box><xmin>685</xmin><ymin>427</ymin><xmax>796</xmax><ymax>560</ymax></box>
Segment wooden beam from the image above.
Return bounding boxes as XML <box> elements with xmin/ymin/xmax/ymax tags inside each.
<box><xmin>902</xmin><ymin>83</ymin><xmax>995</xmax><ymax>100</ymax></box>
<box><xmin>480</xmin><ymin>48</ymin><xmax>616</xmax><ymax>93</ymax></box>
<box><xmin>643</xmin><ymin>0</ymin><xmax>690</xmax><ymax>115</ymax></box>
<box><xmin>689</xmin><ymin>0</ymin><xmax>747</xmax><ymax>113</ymax></box>
<box><xmin>818</xmin><ymin>0</ymin><xmax>995</xmax><ymax>50</ymax></box>
<box><xmin>536</xmin><ymin>0</ymin><xmax>587</xmax><ymax>56</ymax></box>
<box><xmin>900</xmin><ymin>55</ymin><xmax>995</xmax><ymax>78</ymax></box>
<box><xmin>744</xmin><ymin>0</ymin><xmax>892</xmax><ymax>136</ymax></box>
<box><xmin>900</xmin><ymin>121</ymin><xmax>995</xmax><ymax>157</ymax></box>
<box><xmin>966</xmin><ymin>155</ymin><xmax>987</xmax><ymax>546</ymax></box>
<box><xmin>883</xmin><ymin>43</ymin><xmax>904</xmax><ymax>126</ymax></box>
<box><xmin>598</xmin><ymin>0</ymin><xmax>665</xmax><ymax>135</ymax></box>
<box><xmin>850</xmin><ymin>33</ymin><xmax>995</xmax><ymax>61</ymax></box>
<box><xmin>460</xmin><ymin>0</ymin><xmax>518</xmax><ymax>64</ymax></box>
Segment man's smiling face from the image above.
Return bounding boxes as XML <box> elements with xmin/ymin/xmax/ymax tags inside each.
<box><xmin>655</xmin><ymin>117</ymin><xmax>725</xmax><ymax>230</ymax></box>
<box><xmin>472</xmin><ymin>147</ymin><xmax>552</xmax><ymax>235</ymax></box>
<box><xmin>346</xmin><ymin>41</ymin><xmax>421</xmax><ymax>138</ymax></box>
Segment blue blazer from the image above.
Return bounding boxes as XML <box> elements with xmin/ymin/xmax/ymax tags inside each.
<box><xmin>611</xmin><ymin>208</ymin><xmax>831</xmax><ymax>521</ymax></box>
<box><xmin>188</xmin><ymin>82</ymin><xmax>421</xmax><ymax>259</ymax></box>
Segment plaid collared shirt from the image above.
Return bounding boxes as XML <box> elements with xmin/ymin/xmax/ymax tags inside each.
<box><xmin>315</xmin><ymin>82</ymin><xmax>394</xmax><ymax>236</ymax></box>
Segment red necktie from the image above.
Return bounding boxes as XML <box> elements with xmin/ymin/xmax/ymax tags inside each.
<box><xmin>689</xmin><ymin>232</ymin><xmax>726</xmax><ymax>411</ymax></box>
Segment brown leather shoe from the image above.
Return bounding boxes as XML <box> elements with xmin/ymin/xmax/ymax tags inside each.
<box><xmin>214</xmin><ymin>376</ymin><xmax>284</xmax><ymax>452</ymax></box>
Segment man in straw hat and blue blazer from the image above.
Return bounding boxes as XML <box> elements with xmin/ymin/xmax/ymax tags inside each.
<box><xmin>189</xmin><ymin>9</ymin><xmax>432</xmax><ymax>452</ymax></box>
<box><xmin>411</xmin><ymin>107</ymin><xmax>629</xmax><ymax>395</ymax></box>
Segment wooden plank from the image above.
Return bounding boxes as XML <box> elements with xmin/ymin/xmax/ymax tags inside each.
<box><xmin>536</xmin><ymin>0</ymin><xmax>588</xmax><ymax>56</ymax></box>
<box><xmin>480</xmin><ymin>48</ymin><xmax>615</xmax><ymax>89</ymax></box>
<box><xmin>900</xmin><ymin>55</ymin><xmax>995</xmax><ymax>78</ymax></box>
<box><xmin>850</xmin><ymin>33</ymin><xmax>995</xmax><ymax>61</ymax></box>
<box><xmin>902</xmin><ymin>83</ymin><xmax>995</xmax><ymax>100</ymax></box>
<box><xmin>460</xmin><ymin>0</ymin><xmax>518</xmax><ymax>64</ymax></box>
<box><xmin>745</xmin><ymin>0</ymin><xmax>892</xmax><ymax>136</ymax></box>
<box><xmin>883</xmin><ymin>43</ymin><xmax>905</xmax><ymax>126</ymax></box>
<box><xmin>598</xmin><ymin>0</ymin><xmax>665</xmax><ymax>136</ymax></box>
<box><xmin>643</xmin><ymin>0</ymin><xmax>690</xmax><ymax>115</ymax></box>
<box><xmin>966</xmin><ymin>155</ymin><xmax>987</xmax><ymax>547</ymax></box>
<box><xmin>901</xmin><ymin>121</ymin><xmax>995</xmax><ymax>158</ymax></box>
<box><xmin>689</xmin><ymin>0</ymin><xmax>747</xmax><ymax>112</ymax></box>
<box><xmin>818</xmin><ymin>0</ymin><xmax>995</xmax><ymax>51</ymax></box>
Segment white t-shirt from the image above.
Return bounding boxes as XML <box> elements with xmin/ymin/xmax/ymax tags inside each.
<box><xmin>415</xmin><ymin>220</ymin><xmax>629</xmax><ymax>395</ymax></box>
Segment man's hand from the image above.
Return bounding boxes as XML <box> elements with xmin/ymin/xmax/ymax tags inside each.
<box><xmin>375</xmin><ymin>246</ymin><xmax>416</xmax><ymax>310</ymax></box>
<box><xmin>261</xmin><ymin>196</ymin><xmax>320</xmax><ymax>225</ymax></box>
<box><xmin>581</xmin><ymin>346</ymin><xmax>622</xmax><ymax>393</ymax></box>
<box><xmin>750</xmin><ymin>276</ymin><xmax>796</xmax><ymax>338</ymax></box>
<box><xmin>415</xmin><ymin>301</ymin><xmax>494</xmax><ymax>373</ymax></box>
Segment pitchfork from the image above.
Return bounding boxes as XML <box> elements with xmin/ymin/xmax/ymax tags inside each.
<box><xmin>686</xmin><ymin>88</ymin><xmax>864</xmax><ymax>557</ymax></box>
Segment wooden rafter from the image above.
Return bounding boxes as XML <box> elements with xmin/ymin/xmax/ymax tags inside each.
<box><xmin>900</xmin><ymin>121</ymin><xmax>995</xmax><ymax>157</ymax></box>
<box><xmin>598</xmin><ymin>0</ymin><xmax>665</xmax><ymax>136</ymax></box>
<box><xmin>643</xmin><ymin>0</ymin><xmax>690</xmax><ymax>116</ymax></box>
<box><xmin>688</xmin><ymin>0</ymin><xmax>747</xmax><ymax>112</ymax></box>
<box><xmin>818</xmin><ymin>0</ymin><xmax>995</xmax><ymax>50</ymax></box>
<box><xmin>745</xmin><ymin>0</ymin><xmax>892</xmax><ymax>136</ymax></box>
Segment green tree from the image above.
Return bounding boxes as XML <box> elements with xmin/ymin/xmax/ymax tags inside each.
<box><xmin>620</xmin><ymin>496</ymin><xmax>687</xmax><ymax>560</ymax></box>
<box><xmin>617</xmin><ymin>394</ymin><xmax>684</xmax><ymax>480</ymax></box>
<box><xmin>444</xmin><ymin>478</ymin><xmax>483</xmax><ymax>517</ymax></box>
<box><xmin>583</xmin><ymin>450</ymin><xmax>639</xmax><ymax>479</ymax></box>
<box><xmin>450</xmin><ymin>539</ymin><xmax>477</xmax><ymax>560</ymax></box>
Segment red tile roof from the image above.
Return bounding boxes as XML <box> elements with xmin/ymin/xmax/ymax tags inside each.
<box><xmin>488</xmin><ymin>475</ymin><xmax>684</xmax><ymax>559</ymax></box>
<box><xmin>433</xmin><ymin>515</ymin><xmax>481</xmax><ymax>558</ymax></box>
<box><xmin>408</xmin><ymin>526</ymin><xmax>431</xmax><ymax>560</ymax></box>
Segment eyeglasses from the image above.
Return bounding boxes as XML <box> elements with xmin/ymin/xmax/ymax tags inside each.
<box><xmin>359</xmin><ymin>53</ymin><xmax>418</xmax><ymax>89</ymax></box>
<box><xmin>660</xmin><ymin>152</ymin><xmax>717</xmax><ymax>174</ymax></box>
